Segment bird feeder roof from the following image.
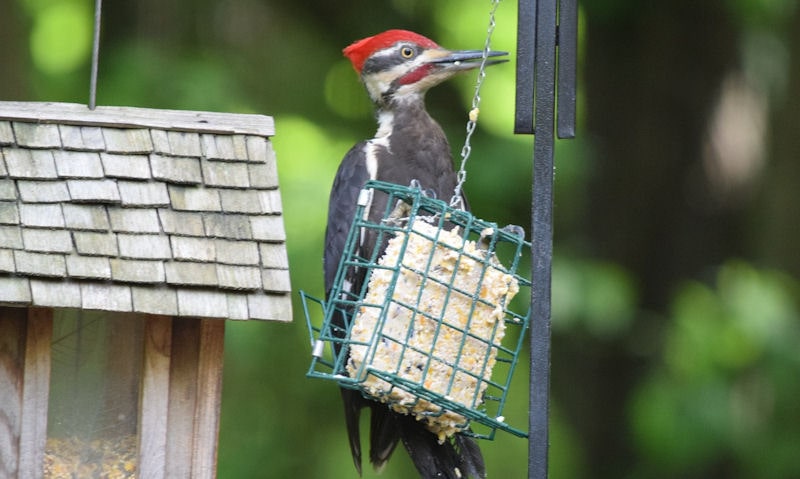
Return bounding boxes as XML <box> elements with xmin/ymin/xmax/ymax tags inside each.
<box><xmin>0</xmin><ymin>101</ymin><xmax>290</xmax><ymax>321</ymax></box>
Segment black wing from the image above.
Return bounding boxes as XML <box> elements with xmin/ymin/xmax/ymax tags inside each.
<box><xmin>324</xmin><ymin>142</ymin><xmax>371</xmax><ymax>297</ymax></box>
<box><xmin>324</xmin><ymin>142</ymin><xmax>376</xmax><ymax>474</ymax></box>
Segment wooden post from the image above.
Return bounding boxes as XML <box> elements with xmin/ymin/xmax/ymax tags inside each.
<box><xmin>0</xmin><ymin>307</ymin><xmax>53</xmax><ymax>479</ymax></box>
<box><xmin>18</xmin><ymin>309</ymin><xmax>53</xmax><ymax>479</ymax></box>
<box><xmin>153</xmin><ymin>317</ymin><xmax>226</xmax><ymax>479</ymax></box>
<box><xmin>139</xmin><ymin>315</ymin><xmax>173</xmax><ymax>479</ymax></box>
<box><xmin>0</xmin><ymin>308</ymin><xmax>27</xmax><ymax>478</ymax></box>
<box><xmin>192</xmin><ymin>319</ymin><xmax>225</xmax><ymax>478</ymax></box>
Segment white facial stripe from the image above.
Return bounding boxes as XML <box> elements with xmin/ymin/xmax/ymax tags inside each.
<box><xmin>362</xmin><ymin>47</ymin><xmax>436</xmax><ymax>103</ymax></box>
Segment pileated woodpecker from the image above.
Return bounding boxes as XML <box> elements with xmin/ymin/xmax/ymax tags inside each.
<box><xmin>324</xmin><ymin>30</ymin><xmax>507</xmax><ymax>479</ymax></box>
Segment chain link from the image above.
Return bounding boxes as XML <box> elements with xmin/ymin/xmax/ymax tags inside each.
<box><xmin>450</xmin><ymin>0</ymin><xmax>502</xmax><ymax>208</ymax></box>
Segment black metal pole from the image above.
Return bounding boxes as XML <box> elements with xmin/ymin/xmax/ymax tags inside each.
<box><xmin>530</xmin><ymin>1</ymin><xmax>556</xmax><ymax>477</ymax></box>
<box><xmin>557</xmin><ymin>0</ymin><xmax>578</xmax><ymax>140</ymax></box>
<box><xmin>89</xmin><ymin>0</ymin><xmax>102</xmax><ymax>110</ymax></box>
<box><xmin>514</xmin><ymin>0</ymin><xmax>536</xmax><ymax>135</ymax></box>
<box><xmin>515</xmin><ymin>0</ymin><xmax>577</xmax><ymax>477</ymax></box>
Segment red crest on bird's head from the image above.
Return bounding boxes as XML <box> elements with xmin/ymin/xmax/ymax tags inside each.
<box><xmin>343</xmin><ymin>29</ymin><xmax>440</xmax><ymax>74</ymax></box>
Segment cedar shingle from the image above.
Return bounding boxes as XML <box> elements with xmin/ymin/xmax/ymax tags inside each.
<box><xmin>201</xmin><ymin>159</ymin><xmax>249</xmax><ymax>188</ymax></box>
<box><xmin>250</xmin><ymin>215</ymin><xmax>286</xmax><ymax>242</ymax></box>
<box><xmin>149</xmin><ymin>129</ymin><xmax>171</xmax><ymax>154</ymax></box>
<box><xmin>59</xmin><ymin>125</ymin><xmax>106</xmax><ymax>151</ymax></box>
<box><xmin>201</xmin><ymin>134</ymin><xmax>248</xmax><ymax>160</ymax></box>
<box><xmin>0</xmin><ymin>276</ymin><xmax>31</xmax><ymax>303</ymax></box>
<box><xmin>0</xmin><ymin>248</ymin><xmax>15</xmax><ymax>272</ymax></box>
<box><xmin>81</xmin><ymin>283</ymin><xmax>132</xmax><ymax>311</ymax></box>
<box><xmin>150</xmin><ymin>154</ymin><xmax>202</xmax><ymax>184</ymax></box>
<box><xmin>54</xmin><ymin>150</ymin><xmax>104</xmax><ymax>178</ymax></box>
<box><xmin>110</xmin><ymin>258</ymin><xmax>166</xmax><ymax>283</ymax></box>
<box><xmin>4</xmin><ymin>148</ymin><xmax>58</xmax><ymax>178</ymax></box>
<box><xmin>169</xmin><ymin>131</ymin><xmax>202</xmax><ymax>157</ymax></box>
<box><xmin>117</xmin><ymin>233</ymin><xmax>172</xmax><ymax>260</ymax></box>
<box><xmin>248</xmin><ymin>162</ymin><xmax>279</xmax><ymax>189</ymax></box>
<box><xmin>101</xmin><ymin>153</ymin><xmax>151</xmax><ymax>179</ymax></box>
<box><xmin>118</xmin><ymin>180</ymin><xmax>170</xmax><ymax>206</ymax></box>
<box><xmin>170</xmin><ymin>236</ymin><xmax>216</xmax><ymax>262</ymax></box>
<box><xmin>67</xmin><ymin>179</ymin><xmax>121</xmax><ymax>203</ymax></box>
<box><xmin>177</xmin><ymin>289</ymin><xmax>227</xmax><ymax>318</ymax></box>
<box><xmin>152</xmin><ymin>130</ymin><xmax>202</xmax><ymax>157</ymax></box>
<box><xmin>17</xmin><ymin>180</ymin><xmax>70</xmax><ymax>203</ymax></box>
<box><xmin>0</xmin><ymin>121</ymin><xmax>14</xmax><ymax>145</ymax></box>
<box><xmin>169</xmin><ymin>185</ymin><xmax>221</xmax><ymax>212</ymax></box>
<box><xmin>66</xmin><ymin>254</ymin><xmax>112</xmax><ymax>279</ymax></box>
<box><xmin>259</xmin><ymin>242</ymin><xmax>289</xmax><ymax>269</ymax></box>
<box><xmin>12</xmin><ymin>122</ymin><xmax>61</xmax><ymax>148</ymax></box>
<box><xmin>131</xmin><ymin>286</ymin><xmax>178</xmax><ymax>315</ymax></box>
<box><xmin>219</xmin><ymin>189</ymin><xmax>262</xmax><ymax>214</ymax></box>
<box><xmin>203</xmin><ymin>213</ymin><xmax>252</xmax><ymax>240</ymax></box>
<box><xmin>73</xmin><ymin>231</ymin><xmax>119</xmax><ymax>256</ymax></box>
<box><xmin>261</xmin><ymin>268</ymin><xmax>291</xmax><ymax>293</ymax></box>
<box><xmin>18</xmin><ymin>203</ymin><xmax>64</xmax><ymax>228</ymax></box>
<box><xmin>22</xmin><ymin>229</ymin><xmax>73</xmax><ymax>253</ymax></box>
<box><xmin>30</xmin><ymin>279</ymin><xmax>81</xmax><ymax>308</ymax></box>
<box><xmin>158</xmin><ymin>209</ymin><xmax>205</xmax><ymax>236</ymax></box>
<box><xmin>62</xmin><ymin>204</ymin><xmax>110</xmax><ymax>231</ymax></box>
<box><xmin>0</xmin><ymin>202</ymin><xmax>19</xmax><ymax>225</ymax></box>
<box><xmin>13</xmin><ymin>250</ymin><xmax>66</xmax><ymax>277</ymax></box>
<box><xmin>217</xmin><ymin>265</ymin><xmax>262</xmax><ymax>290</ymax></box>
<box><xmin>0</xmin><ymin>225</ymin><xmax>23</xmax><ymax>248</ymax></box>
<box><xmin>226</xmin><ymin>294</ymin><xmax>249</xmax><ymax>320</ymax></box>
<box><xmin>108</xmin><ymin>207</ymin><xmax>161</xmax><ymax>233</ymax></box>
<box><xmin>102</xmin><ymin>128</ymin><xmax>153</xmax><ymax>153</ymax></box>
<box><xmin>258</xmin><ymin>189</ymin><xmax>283</xmax><ymax>214</ymax></box>
<box><xmin>165</xmin><ymin>262</ymin><xmax>218</xmax><ymax>287</ymax></box>
<box><xmin>215</xmin><ymin>238</ymin><xmax>259</xmax><ymax>265</ymax></box>
<box><xmin>245</xmin><ymin>136</ymin><xmax>272</xmax><ymax>164</ymax></box>
<box><xmin>247</xmin><ymin>292</ymin><xmax>292</xmax><ymax>321</ymax></box>
<box><xmin>0</xmin><ymin>180</ymin><xmax>15</xmax><ymax>200</ymax></box>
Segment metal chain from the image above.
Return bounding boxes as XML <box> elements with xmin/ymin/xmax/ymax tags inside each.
<box><xmin>450</xmin><ymin>0</ymin><xmax>502</xmax><ymax>209</ymax></box>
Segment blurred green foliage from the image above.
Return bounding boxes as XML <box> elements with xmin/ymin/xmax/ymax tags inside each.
<box><xmin>630</xmin><ymin>262</ymin><xmax>800</xmax><ymax>479</ymax></box>
<box><xmin>3</xmin><ymin>0</ymin><xmax>800</xmax><ymax>477</ymax></box>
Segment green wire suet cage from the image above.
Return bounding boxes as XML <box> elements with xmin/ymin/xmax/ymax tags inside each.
<box><xmin>303</xmin><ymin>181</ymin><xmax>530</xmax><ymax>440</ymax></box>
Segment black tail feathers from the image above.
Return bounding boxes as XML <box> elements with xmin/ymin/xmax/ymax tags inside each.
<box><xmin>397</xmin><ymin>413</ymin><xmax>486</xmax><ymax>479</ymax></box>
<box><xmin>343</xmin><ymin>389</ymin><xmax>486</xmax><ymax>478</ymax></box>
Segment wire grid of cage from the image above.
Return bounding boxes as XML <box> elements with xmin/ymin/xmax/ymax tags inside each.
<box><xmin>304</xmin><ymin>180</ymin><xmax>530</xmax><ymax>440</ymax></box>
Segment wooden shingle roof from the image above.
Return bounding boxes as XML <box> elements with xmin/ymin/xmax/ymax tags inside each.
<box><xmin>0</xmin><ymin>101</ymin><xmax>290</xmax><ymax>321</ymax></box>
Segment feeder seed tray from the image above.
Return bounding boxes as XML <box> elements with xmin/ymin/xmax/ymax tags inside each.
<box><xmin>304</xmin><ymin>181</ymin><xmax>530</xmax><ymax>440</ymax></box>
<box><xmin>45</xmin><ymin>435</ymin><xmax>137</xmax><ymax>479</ymax></box>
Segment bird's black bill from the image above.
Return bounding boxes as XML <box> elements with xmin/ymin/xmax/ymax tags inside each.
<box><xmin>432</xmin><ymin>49</ymin><xmax>509</xmax><ymax>69</ymax></box>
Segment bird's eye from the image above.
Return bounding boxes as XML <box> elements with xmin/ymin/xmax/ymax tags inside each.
<box><xmin>400</xmin><ymin>47</ymin><xmax>415</xmax><ymax>59</ymax></box>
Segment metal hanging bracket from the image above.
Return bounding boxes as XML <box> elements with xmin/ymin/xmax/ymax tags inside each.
<box><xmin>513</xmin><ymin>0</ymin><xmax>579</xmax><ymax>478</ymax></box>
<box><xmin>514</xmin><ymin>0</ymin><xmax>577</xmax><ymax>138</ymax></box>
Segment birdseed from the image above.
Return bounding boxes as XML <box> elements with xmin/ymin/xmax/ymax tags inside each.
<box><xmin>348</xmin><ymin>220</ymin><xmax>519</xmax><ymax>441</ymax></box>
<box><xmin>44</xmin><ymin>435</ymin><xmax>137</xmax><ymax>479</ymax></box>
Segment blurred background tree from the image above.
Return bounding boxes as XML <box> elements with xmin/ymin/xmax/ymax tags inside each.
<box><xmin>1</xmin><ymin>0</ymin><xmax>798</xmax><ymax>477</ymax></box>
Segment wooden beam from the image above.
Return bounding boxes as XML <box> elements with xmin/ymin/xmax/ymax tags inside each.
<box><xmin>0</xmin><ymin>307</ymin><xmax>27</xmax><ymax>478</ymax></box>
<box><xmin>139</xmin><ymin>315</ymin><xmax>173</xmax><ymax>479</ymax></box>
<box><xmin>0</xmin><ymin>101</ymin><xmax>275</xmax><ymax>137</ymax></box>
<box><xmin>192</xmin><ymin>319</ymin><xmax>225</xmax><ymax>479</ymax></box>
<box><xmin>165</xmin><ymin>317</ymin><xmax>201</xmax><ymax>477</ymax></box>
<box><xmin>140</xmin><ymin>316</ymin><xmax>226</xmax><ymax>477</ymax></box>
<box><xmin>18</xmin><ymin>308</ymin><xmax>52</xmax><ymax>479</ymax></box>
